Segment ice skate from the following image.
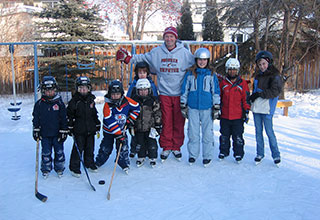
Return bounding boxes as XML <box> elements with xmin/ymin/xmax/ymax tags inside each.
<box><xmin>70</xmin><ymin>170</ymin><xmax>81</xmax><ymax>178</ymax></box>
<box><xmin>188</xmin><ymin>158</ymin><xmax>195</xmax><ymax>166</ymax></box>
<box><xmin>160</xmin><ymin>150</ymin><xmax>171</xmax><ymax>163</ymax></box>
<box><xmin>136</xmin><ymin>158</ymin><xmax>145</xmax><ymax>168</ymax></box>
<box><xmin>203</xmin><ymin>159</ymin><xmax>212</xmax><ymax>168</ymax></box>
<box><xmin>172</xmin><ymin>150</ymin><xmax>182</xmax><ymax>162</ymax></box>
<box><xmin>149</xmin><ymin>159</ymin><xmax>156</xmax><ymax>168</ymax></box>
<box><xmin>235</xmin><ymin>156</ymin><xmax>242</xmax><ymax>164</ymax></box>
<box><xmin>274</xmin><ymin>157</ymin><xmax>281</xmax><ymax>167</ymax></box>
<box><xmin>57</xmin><ymin>171</ymin><xmax>63</xmax><ymax>178</ymax></box>
<box><xmin>42</xmin><ymin>172</ymin><xmax>49</xmax><ymax>179</ymax></box>
<box><xmin>218</xmin><ymin>153</ymin><xmax>225</xmax><ymax>161</ymax></box>
<box><xmin>123</xmin><ymin>167</ymin><xmax>130</xmax><ymax>175</ymax></box>
<box><xmin>88</xmin><ymin>164</ymin><xmax>98</xmax><ymax>173</ymax></box>
<box><xmin>254</xmin><ymin>155</ymin><xmax>264</xmax><ymax>165</ymax></box>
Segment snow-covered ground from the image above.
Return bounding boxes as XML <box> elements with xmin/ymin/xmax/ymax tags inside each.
<box><xmin>1</xmin><ymin>90</ymin><xmax>320</xmax><ymax>220</ymax></box>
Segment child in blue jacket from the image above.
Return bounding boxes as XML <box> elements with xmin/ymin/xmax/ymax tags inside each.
<box><xmin>32</xmin><ymin>76</ymin><xmax>68</xmax><ymax>179</ymax></box>
<box><xmin>181</xmin><ymin>48</ymin><xmax>220</xmax><ymax>167</ymax></box>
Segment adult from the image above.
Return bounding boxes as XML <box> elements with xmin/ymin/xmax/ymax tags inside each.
<box><xmin>116</xmin><ymin>26</ymin><xmax>194</xmax><ymax>161</ymax></box>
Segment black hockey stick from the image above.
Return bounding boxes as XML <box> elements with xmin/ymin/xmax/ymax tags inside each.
<box><xmin>35</xmin><ymin>139</ymin><xmax>48</xmax><ymax>202</ymax></box>
<box><xmin>73</xmin><ymin>136</ymin><xmax>96</xmax><ymax>191</ymax></box>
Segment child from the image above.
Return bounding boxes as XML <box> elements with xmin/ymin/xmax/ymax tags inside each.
<box><xmin>130</xmin><ymin>78</ymin><xmax>162</xmax><ymax>167</ymax></box>
<box><xmin>180</xmin><ymin>48</ymin><xmax>220</xmax><ymax>167</ymax></box>
<box><xmin>218</xmin><ymin>58</ymin><xmax>251</xmax><ymax>163</ymax></box>
<box><xmin>67</xmin><ymin>76</ymin><xmax>101</xmax><ymax>178</ymax></box>
<box><xmin>126</xmin><ymin>61</ymin><xmax>158</xmax><ymax>158</ymax></box>
<box><xmin>250</xmin><ymin>50</ymin><xmax>282</xmax><ymax>166</ymax></box>
<box><xmin>32</xmin><ymin>76</ymin><xmax>68</xmax><ymax>179</ymax></box>
<box><xmin>95</xmin><ymin>80</ymin><xmax>140</xmax><ymax>174</ymax></box>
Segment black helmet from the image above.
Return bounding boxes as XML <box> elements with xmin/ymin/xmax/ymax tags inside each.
<box><xmin>41</xmin><ymin>76</ymin><xmax>57</xmax><ymax>91</ymax></box>
<box><xmin>107</xmin><ymin>80</ymin><xmax>124</xmax><ymax>97</ymax></box>
<box><xmin>40</xmin><ymin>76</ymin><xmax>57</xmax><ymax>98</ymax></box>
<box><xmin>76</xmin><ymin>76</ymin><xmax>92</xmax><ymax>91</ymax></box>
<box><xmin>134</xmin><ymin>62</ymin><xmax>150</xmax><ymax>76</ymax></box>
<box><xmin>255</xmin><ymin>50</ymin><xmax>273</xmax><ymax>64</ymax></box>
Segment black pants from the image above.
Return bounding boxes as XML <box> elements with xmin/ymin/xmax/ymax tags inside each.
<box><xmin>69</xmin><ymin>134</ymin><xmax>95</xmax><ymax>172</ymax></box>
<box><xmin>135</xmin><ymin>131</ymin><xmax>158</xmax><ymax>159</ymax></box>
<box><xmin>219</xmin><ymin>118</ymin><xmax>245</xmax><ymax>158</ymax></box>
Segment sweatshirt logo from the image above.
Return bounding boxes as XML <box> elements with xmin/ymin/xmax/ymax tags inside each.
<box><xmin>52</xmin><ymin>104</ymin><xmax>59</xmax><ymax>111</ymax></box>
<box><xmin>115</xmin><ymin>114</ymin><xmax>126</xmax><ymax>127</ymax></box>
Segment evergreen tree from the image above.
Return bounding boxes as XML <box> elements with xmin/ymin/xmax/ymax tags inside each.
<box><xmin>177</xmin><ymin>0</ymin><xmax>195</xmax><ymax>40</ymax></box>
<box><xmin>34</xmin><ymin>0</ymin><xmax>106</xmax><ymax>91</ymax></box>
<box><xmin>202</xmin><ymin>0</ymin><xmax>223</xmax><ymax>41</ymax></box>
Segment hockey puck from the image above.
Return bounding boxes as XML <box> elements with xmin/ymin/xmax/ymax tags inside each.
<box><xmin>98</xmin><ymin>180</ymin><xmax>105</xmax><ymax>185</ymax></box>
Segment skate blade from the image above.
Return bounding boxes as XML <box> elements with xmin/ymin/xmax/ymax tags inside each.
<box><xmin>189</xmin><ymin>162</ymin><xmax>194</xmax><ymax>166</ymax></box>
<box><xmin>275</xmin><ymin>163</ymin><xmax>280</xmax><ymax>168</ymax></box>
<box><xmin>136</xmin><ymin>163</ymin><xmax>144</xmax><ymax>168</ymax></box>
<box><xmin>255</xmin><ymin>161</ymin><xmax>262</xmax><ymax>166</ymax></box>
<box><xmin>175</xmin><ymin>157</ymin><xmax>182</xmax><ymax>162</ymax></box>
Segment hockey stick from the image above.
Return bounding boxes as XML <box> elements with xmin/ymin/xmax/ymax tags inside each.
<box><xmin>107</xmin><ymin>141</ymin><xmax>124</xmax><ymax>200</ymax></box>
<box><xmin>35</xmin><ymin>139</ymin><xmax>48</xmax><ymax>202</ymax></box>
<box><xmin>72</xmin><ymin>136</ymin><xmax>96</xmax><ymax>191</ymax></box>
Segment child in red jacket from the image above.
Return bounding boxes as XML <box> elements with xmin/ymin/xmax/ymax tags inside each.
<box><xmin>218</xmin><ymin>58</ymin><xmax>250</xmax><ymax>163</ymax></box>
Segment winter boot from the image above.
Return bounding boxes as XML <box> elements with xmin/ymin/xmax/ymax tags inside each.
<box><xmin>160</xmin><ymin>150</ymin><xmax>171</xmax><ymax>163</ymax></box>
<box><xmin>203</xmin><ymin>159</ymin><xmax>212</xmax><ymax>168</ymax></box>
<box><xmin>254</xmin><ymin>155</ymin><xmax>264</xmax><ymax>165</ymax></box>
<box><xmin>172</xmin><ymin>150</ymin><xmax>182</xmax><ymax>161</ymax></box>
<box><xmin>136</xmin><ymin>158</ymin><xmax>145</xmax><ymax>168</ymax></box>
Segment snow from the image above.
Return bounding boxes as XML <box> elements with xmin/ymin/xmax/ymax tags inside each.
<box><xmin>1</xmin><ymin>90</ymin><xmax>320</xmax><ymax>220</ymax></box>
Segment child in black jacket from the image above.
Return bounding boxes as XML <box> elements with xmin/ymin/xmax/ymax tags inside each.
<box><xmin>67</xmin><ymin>76</ymin><xmax>101</xmax><ymax>177</ymax></box>
<box><xmin>32</xmin><ymin>76</ymin><xmax>68</xmax><ymax>179</ymax></box>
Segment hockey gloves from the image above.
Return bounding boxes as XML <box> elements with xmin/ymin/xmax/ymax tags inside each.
<box><xmin>126</xmin><ymin>117</ymin><xmax>135</xmax><ymax>129</ymax></box>
<box><xmin>116</xmin><ymin>48</ymin><xmax>132</xmax><ymax>64</ymax></box>
<box><xmin>33</xmin><ymin>127</ymin><xmax>41</xmax><ymax>141</ymax></box>
<box><xmin>155</xmin><ymin>124</ymin><xmax>162</xmax><ymax>135</ymax></box>
<box><xmin>115</xmin><ymin>132</ymin><xmax>126</xmax><ymax>144</ymax></box>
<box><xmin>180</xmin><ymin>103</ymin><xmax>188</xmax><ymax>119</ymax></box>
<box><xmin>249</xmin><ymin>92</ymin><xmax>261</xmax><ymax>103</ymax></box>
<box><xmin>212</xmin><ymin>104</ymin><xmax>221</xmax><ymax>120</ymax></box>
<box><xmin>58</xmin><ymin>129</ymin><xmax>68</xmax><ymax>143</ymax></box>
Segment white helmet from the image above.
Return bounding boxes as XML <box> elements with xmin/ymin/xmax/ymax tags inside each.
<box><xmin>194</xmin><ymin>48</ymin><xmax>211</xmax><ymax>59</ymax></box>
<box><xmin>225</xmin><ymin>58</ymin><xmax>240</xmax><ymax>73</ymax></box>
<box><xmin>136</xmin><ymin>78</ymin><xmax>151</xmax><ymax>90</ymax></box>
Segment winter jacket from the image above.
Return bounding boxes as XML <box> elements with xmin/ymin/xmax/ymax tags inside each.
<box><xmin>131</xmin><ymin>94</ymin><xmax>161</xmax><ymax>132</ymax></box>
<box><xmin>252</xmin><ymin>65</ymin><xmax>283</xmax><ymax>117</ymax></box>
<box><xmin>127</xmin><ymin>76</ymin><xmax>158</xmax><ymax>98</ymax></box>
<box><xmin>220</xmin><ymin>76</ymin><xmax>251</xmax><ymax>120</ymax></box>
<box><xmin>32</xmin><ymin>95</ymin><xmax>67</xmax><ymax>137</ymax></box>
<box><xmin>67</xmin><ymin>92</ymin><xmax>100</xmax><ymax>136</ymax></box>
<box><xmin>102</xmin><ymin>95</ymin><xmax>140</xmax><ymax>136</ymax></box>
<box><xmin>131</xmin><ymin>41</ymin><xmax>194</xmax><ymax>96</ymax></box>
<box><xmin>181</xmin><ymin>65</ymin><xmax>220</xmax><ymax>110</ymax></box>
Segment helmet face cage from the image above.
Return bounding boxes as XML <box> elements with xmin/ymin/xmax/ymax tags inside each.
<box><xmin>76</xmin><ymin>76</ymin><xmax>91</xmax><ymax>92</ymax></box>
<box><xmin>225</xmin><ymin>58</ymin><xmax>240</xmax><ymax>73</ymax></box>
<box><xmin>41</xmin><ymin>76</ymin><xmax>57</xmax><ymax>92</ymax></box>
<box><xmin>108</xmin><ymin>80</ymin><xmax>124</xmax><ymax>99</ymax></box>
<box><xmin>194</xmin><ymin>48</ymin><xmax>211</xmax><ymax>59</ymax></box>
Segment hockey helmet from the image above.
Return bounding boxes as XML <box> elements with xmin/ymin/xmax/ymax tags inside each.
<box><xmin>136</xmin><ymin>78</ymin><xmax>151</xmax><ymax>96</ymax></box>
<box><xmin>255</xmin><ymin>50</ymin><xmax>273</xmax><ymax>64</ymax></box>
<box><xmin>40</xmin><ymin>76</ymin><xmax>57</xmax><ymax>98</ymax></box>
<box><xmin>76</xmin><ymin>76</ymin><xmax>92</xmax><ymax>91</ymax></box>
<box><xmin>194</xmin><ymin>48</ymin><xmax>211</xmax><ymax>59</ymax></box>
<box><xmin>107</xmin><ymin>80</ymin><xmax>124</xmax><ymax>97</ymax></box>
<box><xmin>225</xmin><ymin>58</ymin><xmax>240</xmax><ymax>73</ymax></box>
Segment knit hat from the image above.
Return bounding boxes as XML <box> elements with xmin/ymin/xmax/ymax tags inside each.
<box><xmin>163</xmin><ymin>26</ymin><xmax>178</xmax><ymax>39</ymax></box>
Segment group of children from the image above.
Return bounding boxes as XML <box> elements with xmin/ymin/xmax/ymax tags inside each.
<box><xmin>32</xmin><ymin>49</ymin><xmax>282</xmax><ymax>178</ymax></box>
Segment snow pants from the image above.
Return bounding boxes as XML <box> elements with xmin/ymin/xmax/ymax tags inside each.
<box><xmin>187</xmin><ymin>108</ymin><xmax>214</xmax><ymax>160</ymax></box>
<box><xmin>135</xmin><ymin>131</ymin><xmax>158</xmax><ymax>159</ymax></box>
<box><xmin>41</xmin><ymin>136</ymin><xmax>65</xmax><ymax>173</ymax></box>
<box><xmin>95</xmin><ymin>133</ymin><xmax>130</xmax><ymax>169</ymax></box>
<box><xmin>159</xmin><ymin>95</ymin><xmax>185</xmax><ymax>151</ymax></box>
<box><xmin>219</xmin><ymin>118</ymin><xmax>245</xmax><ymax>158</ymax></box>
<box><xmin>69</xmin><ymin>134</ymin><xmax>95</xmax><ymax>173</ymax></box>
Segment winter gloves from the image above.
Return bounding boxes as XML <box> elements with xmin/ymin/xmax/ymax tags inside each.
<box><xmin>58</xmin><ymin>129</ymin><xmax>69</xmax><ymax>143</ymax></box>
<box><xmin>116</xmin><ymin>48</ymin><xmax>132</xmax><ymax>64</ymax></box>
<box><xmin>33</xmin><ymin>127</ymin><xmax>41</xmax><ymax>141</ymax></box>
<box><xmin>212</xmin><ymin>104</ymin><xmax>221</xmax><ymax>120</ymax></box>
<box><xmin>155</xmin><ymin>124</ymin><xmax>162</xmax><ymax>135</ymax></box>
<box><xmin>180</xmin><ymin>103</ymin><xmax>188</xmax><ymax>119</ymax></box>
<box><xmin>249</xmin><ymin>92</ymin><xmax>261</xmax><ymax>103</ymax></box>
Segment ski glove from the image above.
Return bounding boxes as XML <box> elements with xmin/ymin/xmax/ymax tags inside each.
<box><xmin>58</xmin><ymin>129</ymin><xmax>68</xmax><ymax>143</ymax></box>
<box><xmin>249</xmin><ymin>92</ymin><xmax>261</xmax><ymax>103</ymax></box>
<box><xmin>180</xmin><ymin>103</ymin><xmax>188</xmax><ymax>119</ymax></box>
<box><xmin>33</xmin><ymin>127</ymin><xmax>41</xmax><ymax>141</ymax></box>
<box><xmin>116</xmin><ymin>48</ymin><xmax>132</xmax><ymax>64</ymax></box>
<box><xmin>212</xmin><ymin>104</ymin><xmax>221</xmax><ymax>120</ymax></box>
<box><xmin>154</xmin><ymin>124</ymin><xmax>162</xmax><ymax>135</ymax></box>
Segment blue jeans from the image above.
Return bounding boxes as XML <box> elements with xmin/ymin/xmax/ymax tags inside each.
<box><xmin>187</xmin><ymin>108</ymin><xmax>214</xmax><ymax>160</ymax></box>
<box><xmin>253</xmin><ymin>113</ymin><xmax>280</xmax><ymax>159</ymax></box>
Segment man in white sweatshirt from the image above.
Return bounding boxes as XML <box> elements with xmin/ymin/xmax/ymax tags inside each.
<box><xmin>116</xmin><ymin>26</ymin><xmax>194</xmax><ymax>161</ymax></box>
